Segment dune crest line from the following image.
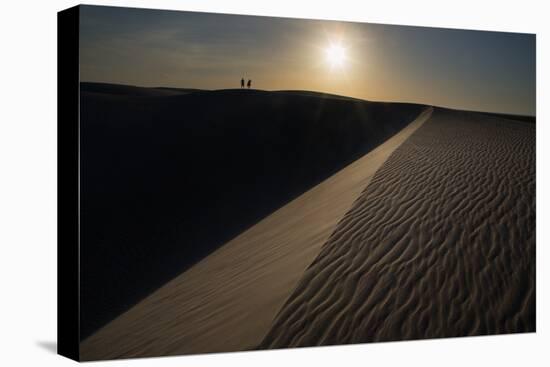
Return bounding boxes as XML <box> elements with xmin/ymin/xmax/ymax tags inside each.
<box><xmin>260</xmin><ymin>108</ymin><xmax>535</xmax><ymax>349</ymax></box>
<box><xmin>80</xmin><ymin>107</ymin><xmax>433</xmax><ymax>360</ymax></box>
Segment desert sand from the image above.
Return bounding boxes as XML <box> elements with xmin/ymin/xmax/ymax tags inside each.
<box><xmin>80</xmin><ymin>105</ymin><xmax>432</xmax><ymax>360</ymax></box>
<box><xmin>261</xmin><ymin>108</ymin><xmax>535</xmax><ymax>348</ymax></box>
<box><xmin>79</xmin><ymin>84</ymin><xmax>535</xmax><ymax>360</ymax></box>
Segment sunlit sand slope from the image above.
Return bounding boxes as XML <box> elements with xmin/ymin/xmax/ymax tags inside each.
<box><xmin>79</xmin><ymin>108</ymin><xmax>432</xmax><ymax>361</ymax></box>
<box><xmin>261</xmin><ymin>108</ymin><xmax>535</xmax><ymax>348</ymax></box>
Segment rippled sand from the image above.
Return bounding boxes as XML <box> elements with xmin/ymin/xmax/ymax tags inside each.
<box><xmin>261</xmin><ymin>108</ymin><xmax>535</xmax><ymax>348</ymax></box>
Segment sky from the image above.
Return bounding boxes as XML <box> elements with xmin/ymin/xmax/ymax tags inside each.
<box><xmin>79</xmin><ymin>5</ymin><xmax>536</xmax><ymax>115</ymax></box>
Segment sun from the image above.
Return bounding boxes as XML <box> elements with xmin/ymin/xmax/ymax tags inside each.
<box><xmin>325</xmin><ymin>43</ymin><xmax>347</xmax><ymax>69</ymax></box>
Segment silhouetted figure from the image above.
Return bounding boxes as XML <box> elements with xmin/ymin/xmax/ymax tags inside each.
<box><xmin>247</xmin><ymin>79</ymin><xmax>252</xmax><ymax>89</ymax></box>
<box><xmin>241</xmin><ymin>78</ymin><xmax>245</xmax><ymax>88</ymax></box>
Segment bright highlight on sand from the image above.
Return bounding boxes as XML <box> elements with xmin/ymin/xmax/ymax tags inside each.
<box><xmin>325</xmin><ymin>43</ymin><xmax>347</xmax><ymax>69</ymax></box>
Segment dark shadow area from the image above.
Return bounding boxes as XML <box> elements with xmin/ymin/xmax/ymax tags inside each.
<box><xmin>479</xmin><ymin>111</ymin><xmax>536</xmax><ymax>123</ymax></box>
<box><xmin>79</xmin><ymin>82</ymin><xmax>425</xmax><ymax>340</ymax></box>
<box><xmin>36</xmin><ymin>341</ymin><xmax>57</xmax><ymax>354</ymax></box>
<box><xmin>79</xmin><ymin>82</ymin><xmax>201</xmax><ymax>97</ymax></box>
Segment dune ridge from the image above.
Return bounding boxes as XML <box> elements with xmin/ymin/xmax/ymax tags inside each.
<box><xmin>79</xmin><ymin>107</ymin><xmax>433</xmax><ymax>361</ymax></box>
<box><xmin>261</xmin><ymin>108</ymin><xmax>535</xmax><ymax>348</ymax></box>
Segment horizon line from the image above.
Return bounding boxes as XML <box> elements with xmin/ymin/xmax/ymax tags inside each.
<box><xmin>79</xmin><ymin>80</ymin><xmax>536</xmax><ymax>118</ymax></box>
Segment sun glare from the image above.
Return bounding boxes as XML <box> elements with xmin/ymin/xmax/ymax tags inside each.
<box><xmin>325</xmin><ymin>43</ymin><xmax>347</xmax><ymax>69</ymax></box>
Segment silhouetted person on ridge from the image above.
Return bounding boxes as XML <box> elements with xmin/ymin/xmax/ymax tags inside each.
<box><xmin>241</xmin><ymin>77</ymin><xmax>245</xmax><ymax>88</ymax></box>
<box><xmin>247</xmin><ymin>79</ymin><xmax>252</xmax><ymax>89</ymax></box>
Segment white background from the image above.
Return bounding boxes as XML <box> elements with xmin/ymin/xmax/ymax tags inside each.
<box><xmin>0</xmin><ymin>0</ymin><xmax>547</xmax><ymax>365</ymax></box>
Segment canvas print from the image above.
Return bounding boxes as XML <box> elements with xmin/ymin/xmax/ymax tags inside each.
<box><xmin>68</xmin><ymin>4</ymin><xmax>535</xmax><ymax>361</ymax></box>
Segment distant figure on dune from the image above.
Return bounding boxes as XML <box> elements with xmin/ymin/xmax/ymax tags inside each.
<box><xmin>247</xmin><ymin>79</ymin><xmax>252</xmax><ymax>89</ymax></box>
<box><xmin>241</xmin><ymin>77</ymin><xmax>245</xmax><ymax>89</ymax></box>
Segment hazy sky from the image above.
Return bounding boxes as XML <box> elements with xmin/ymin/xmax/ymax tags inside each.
<box><xmin>80</xmin><ymin>5</ymin><xmax>536</xmax><ymax>115</ymax></box>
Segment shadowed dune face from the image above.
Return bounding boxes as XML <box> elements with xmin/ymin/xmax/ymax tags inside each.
<box><xmin>261</xmin><ymin>108</ymin><xmax>535</xmax><ymax>348</ymax></box>
<box><xmin>79</xmin><ymin>83</ymin><xmax>424</xmax><ymax>339</ymax></box>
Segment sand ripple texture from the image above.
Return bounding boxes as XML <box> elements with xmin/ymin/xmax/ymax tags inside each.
<box><xmin>261</xmin><ymin>108</ymin><xmax>535</xmax><ymax>348</ymax></box>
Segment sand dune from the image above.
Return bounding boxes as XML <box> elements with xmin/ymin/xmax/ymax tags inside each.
<box><xmin>261</xmin><ymin>108</ymin><xmax>535</xmax><ymax>348</ymax></box>
<box><xmin>79</xmin><ymin>83</ymin><xmax>534</xmax><ymax>359</ymax></box>
<box><xmin>79</xmin><ymin>107</ymin><xmax>433</xmax><ymax>360</ymax></box>
<box><xmin>79</xmin><ymin>83</ymin><xmax>424</xmax><ymax>339</ymax></box>
<box><xmin>80</xmin><ymin>82</ymin><xmax>199</xmax><ymax>97</ymax></box>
